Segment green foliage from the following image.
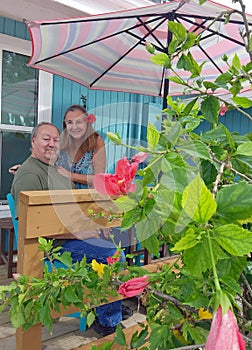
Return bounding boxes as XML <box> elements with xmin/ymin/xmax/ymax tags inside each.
<box><xmin>1</xmin><ymin>1</ymin><xmax>252</xmax><ymax>349</ymax></box>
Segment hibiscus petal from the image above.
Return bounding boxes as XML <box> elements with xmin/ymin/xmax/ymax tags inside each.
<box><xmin>205</xmin><ymin>306</ymin><xmax>246</xmax><ymax>350</ymax></box>
<box><xmin>131</xmin><ymin>152</ymin><xmax>149</xmax><ymax>164</ymax></box>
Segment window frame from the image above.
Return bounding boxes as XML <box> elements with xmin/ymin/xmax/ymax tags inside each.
<box><xmin>0</xmin><ymin>33</ymin><xmax>53</xmax><ymax>132</ymax></box>
<box><xmin>0</xmin><ymin>34</ymin><xmax>53</xmax><ymax>211</ymax></box>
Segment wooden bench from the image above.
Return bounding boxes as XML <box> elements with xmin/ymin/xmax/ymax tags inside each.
<box><xmin>16</xmin><ymin>189</ymin><xmax>177</xmax><ymax>350</ymax></box>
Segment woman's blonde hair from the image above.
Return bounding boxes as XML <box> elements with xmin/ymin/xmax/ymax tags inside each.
<box><xmin>60</xmin><ymin>105</ymin><xmax>99</xmax><ymax>159</ymax></box>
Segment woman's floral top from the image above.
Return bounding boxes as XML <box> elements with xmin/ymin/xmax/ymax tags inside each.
<box><xmin>57</xmin><ymin>150</ymin><xmax>94</xmax><ymax>189</ymax></box>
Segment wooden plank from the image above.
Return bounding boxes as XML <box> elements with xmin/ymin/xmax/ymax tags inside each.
<box><xmin>81</xmin><ymin>321</ymin><xmax>149</xmax><ymax>350</ymax></box>
<box><xmin>19</xmin><ymin>190</ymin><xmax>121</xmax><ymax>239</ymax></box>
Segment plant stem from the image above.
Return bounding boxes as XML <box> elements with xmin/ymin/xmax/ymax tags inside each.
<box><xmin>207</xmin><ymin>231</ymin><xmax>221</xmax><ymax>292</ymax></box>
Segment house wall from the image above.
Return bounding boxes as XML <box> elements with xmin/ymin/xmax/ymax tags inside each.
<box><xmin>0</xmin><ymin>16</ymin><xmax>251</xmax><ymax>173</ymax></box>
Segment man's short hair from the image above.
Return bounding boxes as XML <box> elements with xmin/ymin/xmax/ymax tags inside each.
<box><xmin>31</xmin><ymin>122</ymin><xmax>60</xmax><ymax>139</ymax></box>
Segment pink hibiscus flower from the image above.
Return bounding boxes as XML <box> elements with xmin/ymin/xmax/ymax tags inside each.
<box><xmin>219</xmin><ymin>104</ymin><xmax>229</xmax><ymax>116</ymax></box>
<box><xmin>118</xmin><ymin>275</ymin><xmax>150</xmax><ymax>298</ymax></box>
<box><xmin>106</xmin><ymin>252</ymin><xmax>120</xmax><ymax>265</ymax></box>
<box><xmin>205</xmin><ymin>306</ymin><xmax>246</xmax><ymax>350</ymax></box>
<box><xmin>94</xmin><ymin>152</ymin><xmax>148</xmax><ymax>195</ymax></box>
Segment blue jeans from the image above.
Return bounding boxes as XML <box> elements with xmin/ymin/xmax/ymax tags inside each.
<box><xmin>59</xmin><ymin>238</ymin><xmax>125</xmax><ymax>327</ymax></box>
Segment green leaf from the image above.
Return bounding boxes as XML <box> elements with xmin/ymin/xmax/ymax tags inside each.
<box><xmin>184</xmin><ymin>236</ymin><xmax>227</xmax><ymax>276</ymax></box>
<box><xmin>114</xmin><ymin>324</ymin><xmax>126</xmax><ymax>346</ymax></box>
<box><xmin>121</xmin><ymin>206</ymin><xmax>142</xmax><ymax>230</ymax></box>
<box><xmin>87</xmin><ymin>311</ymin><xmax>96</xmax><ymax>327</ymax></box>
<box><xmin>172</xmin><ymin>228</ymin><xmax>200</xmax><ymax>252</ymax></box>
<box><xmin>232</xmin><ymin>96</ymin><xmax>252</xmax><ymax>108</ymax></box>
<box><xmin>147</xmin><ymin>122</ymin><xmax>160</xmax><ymax>149</ymax></box>
<box><xmin>168</xmin><ymin>21</ymin><xmax>187</xmax><ymax>42</ymax></box>
<box><xmin>201</xmin><ymin>96</ymin><xmax>220</xmax><ymax>123</ymax></box>
<box><xmin>63</xmin><ymin>286</ymin><xmax>81</xmax><ymax>303</ymax></box>
<box><xmin>167</xmin><ymin>75</ymin><xmax>185</xmax><ymax>85</ymax></box>
<box><xmin>130</xmin><ymin>325</ymin><xmax>149</xmax><ymax>348</ymax></box>
<box><xmin>115</xmin><ymin>196</ymin><xmax>137</xmax><ymax>212</ymax></box>
<box><xmin>179</xmin><ymin>140</ymin><xmax>210</xmax><ymax>160</ymax></box>
<box><xmin>151</xmin><ymin>53</ymin><xmax>170</xmax><ymax>67</ymax></box>
<box><xmin>216</xmin><ymin>181</ymin><xmax>252</xmax><ymax>221</ymax></box>
<box><xmin>149</xmin><ymin>324</ymin><xmax>171</xmax><ymax>350</ymax></box>
<box><xmin>234</xmin><ymin>141</ymin><xmax>252</xmax><ymax>156</ymax></box>
<box><xmin>181</xmin><ymin>32</ymin><xmax>196</xmax><ymax>50</ymax></box>
<box><xmin>182</xmin><ymin>174</ymin><xmax>217</xmax><ymax>223</ymax></box>
<box><xmin>213</xmin><ymin>224</ymin><xmax>252</xmax><ymax>256</ymax></box>
<box><xmin>232</xmin><ymin>53</ymin><xmax>241</xmax><ymax>69</ymax></box>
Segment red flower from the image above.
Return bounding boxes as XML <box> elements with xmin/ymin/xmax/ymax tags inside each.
<box><xmin>94</xmin><ymin>152</ymin><xmax>148</xmax><ymax>195</ymax></box>
<box><xmin>84</xmin><ymin>113</ymin><xmax>96</xmax><ymax>124</ymax></box>
<box><xmin>106</xmin><ymin>252</ymin><xmax>120</xmax><ymax>265</ymax></box>
<box><xmin>205</xmin><ymin>306</ymin><xmax>246</xmax><ymax>350</ymax></box>
<box><xmin>219</xmin><ymin>104</ymin><xmax>229</xmax><ymax>116</ymax></box>
<box><xmin>118</xmin><ymin>276</ymin><xmax>150</xmax><ymax>297</ymax></box>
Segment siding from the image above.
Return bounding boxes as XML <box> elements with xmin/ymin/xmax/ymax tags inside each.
<box><xmin>1</xmin><ymin>16</ymin><xmax>251</xmax><ymax>173</ymax></box>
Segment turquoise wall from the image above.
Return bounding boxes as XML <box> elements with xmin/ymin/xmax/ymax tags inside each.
<box><xmin>0</xmin><ymin>16</ymin><xmax>251</xmax><ymax>171</ymax></box>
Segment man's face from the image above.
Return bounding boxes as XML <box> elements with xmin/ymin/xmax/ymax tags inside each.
<box><xmin>31</xmin><ymin>124</ymin><xmax>60</xmax><ymax>165</ymax></box>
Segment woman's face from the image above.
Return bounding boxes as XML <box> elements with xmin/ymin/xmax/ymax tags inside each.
<box><xmin>64</xmin><ymin>109</ymin><xmax>88</xmax><ymax>140</ymax></box>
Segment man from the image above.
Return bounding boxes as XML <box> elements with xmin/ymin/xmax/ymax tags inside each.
<box><xmin>11</xmin><ymin>122</ymin><xmax>129</xmax><ymax>336</ymax></box>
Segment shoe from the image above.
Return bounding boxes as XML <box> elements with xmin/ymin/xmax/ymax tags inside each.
<box><xmin>122</xmin><ymin>304</ymin><xmax>133</xmax><ymax>320</ymax></box>
<box><xmin>92</xmin><ymin>319</ymin><xmax>116</xmax><ymax>336</ymax></box>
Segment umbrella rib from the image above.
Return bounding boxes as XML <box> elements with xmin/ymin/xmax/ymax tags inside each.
<box><xmin>89</xmin><ymin>17</ymin><xmax>168</xmax><ymax>88</ymax></box>
<box><xmin>34</xmin><ymin>15</ymin><xmax>168</xmax><ymax>65</ymax></box>
<box><xmin>179</xmin><ymin>15</ymin><xmax>246</xmax><ymax>47</ymax></box>
<box><xmin>198</xmin><ymin>44</ymin><xmax>223</xmax><ymax>74</ymax></box>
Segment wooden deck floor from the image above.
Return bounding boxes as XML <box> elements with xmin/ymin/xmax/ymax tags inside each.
<box><xmin>0</xmin><ymin>264</ymin><xmax>146</xmax><ymax>350</ymax></box>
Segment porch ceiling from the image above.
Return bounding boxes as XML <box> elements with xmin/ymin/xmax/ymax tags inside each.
<box><xmin>0</xmin><ymin>0</ymin><xmax>155</xmax><ymax>22</ymax></box>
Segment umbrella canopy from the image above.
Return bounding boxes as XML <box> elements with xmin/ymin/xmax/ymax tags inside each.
<box><xmin>26</xmin><ymin>0</ymin><xmax>252</xmax><ymax>106</ymax></box>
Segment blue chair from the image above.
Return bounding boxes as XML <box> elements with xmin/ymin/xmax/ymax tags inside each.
<box><xmin>7</xmin><ymin>193</ymin><xmax>86</xmax><ymax>331</ymax></box>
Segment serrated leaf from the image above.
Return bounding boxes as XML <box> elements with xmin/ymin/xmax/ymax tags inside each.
<box><xmin>114</xmin><ymin>324</ymin><xmax>126</xmax><ymax>346</ymax></box>
<box><xmin>115</xmin><ymin>196</ymin><xmax>137</xmax><ymax>212</ymax></box>
<box><xmin>149</xmin><ymin>324</ymin><xmax>170</xmax><ymax>350</ymax></box>
<box><xmin>168</xmin><ymin>21</ymin><xmax>187</xmax><ymax>41</ymax></box>
<box><xmin>147</xmin><ymin>122</ymin><xmax>160</xmax><ymax>149</ymax></box>
<box><xmin>179</xmin><ymin>140</ymin><xmax>210</xmax><ymax>160</ymax></box>
<box><xmin>234</xmin><ymin>141</ymin><xmax>252</xmax><ymax>156</ymax></box>
<box><xmin>216</xmin><ymin>181</ymin><xmax>252</xmax><ymax>221</ymax></box>
<box><xmin>213</xmin><ymin>224</ymin><xmax>252</xmax><ymax>256</ymax></box>
<box><xmin>232</xmin><ymin>96</ymin><xmax>252</xmax><ymax>108</ymax></box>
<box><xmin>201</xmin><ymin>96</ymin><xmax>220</xmax><ymax>123</ymax></box>
<box><xmin>151</xmin><ymin>53</ymin><xmax>170</xmax><ymax>67</ymax></box>
<box><xmin>172</xmin><ymin>229</ymin><xmax>199</xmax><ymax>252</ymax></box>
<box><xmin>184</xmin><ymin>236</ymin><xmax>226</xmax><ymax>276</ymax></box>
<box><xmin>182</xmin><ymin>174</ymin><xmax>217</xmax><ymax>223</ymax></box>
<box><xmin>130</xmin><ymin>325</ymin><xmax>149</xmax><ymax>348</ymax></box>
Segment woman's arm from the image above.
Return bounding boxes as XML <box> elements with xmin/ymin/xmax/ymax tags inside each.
<box><xmin>57</xmin><ymin>136</ymin><xmax>106</xmax><ymax>185</ymax></box>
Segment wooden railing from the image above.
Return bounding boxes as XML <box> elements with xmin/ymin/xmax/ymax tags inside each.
<box><xmin>16</xmin><ymin>189</ymin><xmax>178</xmax><ymax>350</ymax></box>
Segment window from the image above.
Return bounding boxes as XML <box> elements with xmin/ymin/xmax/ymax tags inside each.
<box><xmin>0</xmin><ymin>34</ymin><xmax>53</xmax><ymax>203</ymax></box>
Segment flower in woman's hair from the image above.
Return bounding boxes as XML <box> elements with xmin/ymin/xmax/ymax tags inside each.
<box><xmin>93</xmin><ymin>152</ymin><xmax>148</xmax><ymax>195</ymax></box>
<box><xmin>118</xmin><ymin>276</ymin><xmax>150</xmax><ymax>297</ymax></box>
<box><xmin>219</xmin><ymin>104</ymin><xmax>229</xmax><ymax>116</ymax></box>
<box><xmin>205</xmin><ymin>306</ymin><xmax>246</xmax><ymax>350</ymax></box>
<box><xmin>84</xmin><ymin>113</ymin><xmax>96</xmax><ymax>124</ymax></box>
<box><xmin>106</xmin><ymin>252</ymin><xmax>120</xmax><ymax>265</ymax></box>
<box><xmin>91</xmin><ymin>259</ymin><xmax>106</xmax><ymax>277</ymax></box>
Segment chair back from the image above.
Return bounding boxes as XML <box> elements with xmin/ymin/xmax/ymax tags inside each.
<box><xmin>7</xmin><ymin>193</ymin><xmax>18</xmax><ymax>248</ymax></box>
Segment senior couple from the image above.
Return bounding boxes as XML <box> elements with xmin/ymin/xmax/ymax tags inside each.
<box><xmin>11</xmin><ymin>104</ymin><xmax>132</xmax><ymax>336</ymax></box>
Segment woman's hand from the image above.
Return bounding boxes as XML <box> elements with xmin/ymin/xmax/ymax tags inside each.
<box><xmin>56</xmin><ymin>166</ymin><xmax>72</xmax><ymax>179</ymax></box>
<box><xmin>9</xmin><ymin>164</ymin><xmax>21</xmax><ymax>175</ymax></box>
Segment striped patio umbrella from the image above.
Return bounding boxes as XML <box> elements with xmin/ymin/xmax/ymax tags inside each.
<box><xmin>26</xmin><ymin>0</ymin><xmax>252</xmax><ymax>108</ymax></box>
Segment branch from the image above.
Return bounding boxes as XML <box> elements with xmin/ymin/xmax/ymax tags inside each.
<box><xmin>151</xmin><ymin>289</ymin><xmax>198</xmax><ymax>314</ymax></box>
<box><xmin>212</xmin><ymin>160</ymin><xmax>226</xmax><ymax>198</ymax></box>
<box><xmin>241</xmin><ymin>272</ymin><xmax>252</xmax><ymax>299</ymax></box>
<box><xmin>210</xmin><ymin>151</ymin><xmax>252</xmax><ymax>184</ymax></box>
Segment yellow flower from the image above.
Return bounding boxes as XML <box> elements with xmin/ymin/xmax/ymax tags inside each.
<box><xmin>198</xmin><ymin>307</ymin><xmax>212</xmax><ymax>320</ymax></box>
<box><xmin>91</xmin><ymin>259</ymin><xmax>106</xmax><ymax>277</ymax></box>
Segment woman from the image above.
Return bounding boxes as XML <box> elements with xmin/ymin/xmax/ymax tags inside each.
<box><xmin>56</xmin><ymin>104</ymin><xmax>106</xmax><ymax>188</ymax></box>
